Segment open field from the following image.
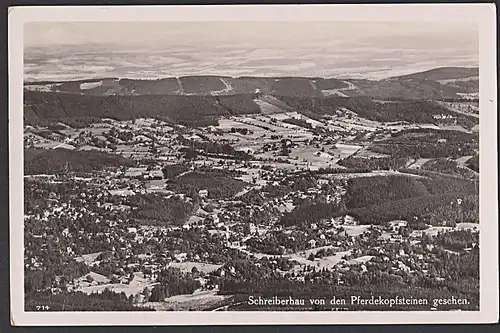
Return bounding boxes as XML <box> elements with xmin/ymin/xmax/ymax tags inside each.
<box><xmin>74</xmin><ymin>252</ymin><xmax>103</xmax><ymax>266</ymax></box>
<box><xmin>342</xmin><ymin>225</ymin><xmax>372</xmax><ymax>237</ymax></box>
<box><xmin>407</xmin><ymin>158</ymin><xmax>432</xmax><ymax>169</ymax></box>
<box><xmin>290</xmin><ymin>250</ymin><xmax>352</xmax><ymax>270</ymax></box>
<box><xmin>253</xmin><ymin>99</ymin><xmax>286</xmax><ymax>115</ymax></box>
<box><xmin>71</xmin><ymin>272</ymin><xmax>157</xmax><ymax>298</ymax></box>
<box><xmin>169</xmin><ymin>262</ymin><xmax>222</xmax><ymax>274</ymax></box>
<box><xmin>140</xmin><ymin>289</ymin><xmax>231</xmax><ymax>311</ymax></box>
<box><xmin>356</xmin><ymin>148</ymin><xmax>391</xmax><ymax>159</ymax></box>
<box><xmin>348</xmin><ymin>255</ymin><xmax>375</xmax><ymax>265</ymax></box>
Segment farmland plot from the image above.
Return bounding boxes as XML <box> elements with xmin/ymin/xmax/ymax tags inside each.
<box><xmin>330</xmin><ymin>143</ymin><xmax>362</xmax><ymax>159</ymax></box>
<box><xmin>169</xmin><ymin>262</ymin><xmax>222</xmax><ymax>274</ymax></box>
<box><xmin>72</xmin><ymin>272</ymin><xmax>157</xmax><ymax>297</ymax></box>
<box><xmin>141</xmin><ymin>289</ymin><xmax>229</xmax><ymax>311</ymax></box>
<box><xmin>290</xmin><ymin>250</ymin><xmax>353</xmax><ymax>270</ymax></box>
<box><xmin>253</xmin><ymin>99</ymin><xmax>286</xmax><ymax>115</ymax></box>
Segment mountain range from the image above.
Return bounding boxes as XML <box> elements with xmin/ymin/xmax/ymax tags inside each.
<box><xmin>23</xmin><ymin>67</ymin><xmax>479</xmax><ymax>128</ymax></box>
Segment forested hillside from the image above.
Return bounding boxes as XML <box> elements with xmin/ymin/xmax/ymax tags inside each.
<box><xmin>25</xmin><ymin>69</ymin><xmax>478</xmax><ymax>99</ymax></box>
<box><xmin>275</xmin><ymin>96</ymin><xmax>478</xmax><ymax>129</ymax></box>
<box><xmin>24</xmin><ymin>90</ymin><xmax>260</xmax><ymax>127</ymax></box>
<box><xmin>369</xmin><ymin>129</ymin><xmax>478</xmax><ymax>158</ymax></box>
<box><xmin>24</xmin><ymin>68</ymin><xmax>479</xmax><ymax>128</ymax></box>
<box><xmin>391</xmin><ymin>67</ymin><xmax>479</xmax><ymax>81</ymax></box>
<box><xmin>24</xmin><ymin>148</ymin><xmax>135</xmax><ymax>175</ymax></box>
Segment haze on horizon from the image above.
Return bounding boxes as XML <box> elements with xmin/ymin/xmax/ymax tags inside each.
<box><xmin>24</xmin><ymin>22</ymin><xmax>479</xmax><ymax>81</ymax></box>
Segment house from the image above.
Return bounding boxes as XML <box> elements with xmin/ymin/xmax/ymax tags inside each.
<box><xmin>119</xmin><ymin>276</ymin><xmax>131</xmax><ymax>284</ymax></box>
<box><xmin>210</xmin><ymin>214</ymin><xmax>220</xmax><ymax>224</ymax></box>
<box><xmin>389</xmin><ymin>220</ymin><xmax>408</xmax><ymax>233</ymax></box>
<box><xmin>337</xmin><ymin>227</ymin><xmax>347</xmax><ymax>237</ymax></box>
<box><xmin>343</xmin><ymin>215</ymin><xmax>356</xmax><ymax>225</ymax></box>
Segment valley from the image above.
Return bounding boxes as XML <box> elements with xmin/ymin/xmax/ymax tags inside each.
<box><xmin>23</xmin><ymin>67</ymin><xmax>480</xmax><ymax>312</ymax></box>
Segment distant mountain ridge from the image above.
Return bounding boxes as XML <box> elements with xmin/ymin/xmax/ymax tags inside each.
<box><xmin>23</xmin><ymin>67</ymin><xmax>479</xmax><ymax>128</ymax></box>
<box><xmin>24</xmin><ymin>67</ymin><xmax>479</xmax><ymax>100</ymax></box>
<box><xmin>24</xmin><ymin>67</ymin><xmax>479</xmax><ymax>85</ymax></box>
<box><xmin>390</xmin><ymin>67</ymin><xmax>479</xmax><ymax>81</ymax></box>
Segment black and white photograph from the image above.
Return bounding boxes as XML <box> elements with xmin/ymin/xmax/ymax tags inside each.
<box><xmin>8</xmin><ymin>4</ymin><xmax>498</xmax><ymax>326</ymax></box>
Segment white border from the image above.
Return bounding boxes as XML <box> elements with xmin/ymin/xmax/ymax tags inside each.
<box><xmin>9</xmin><ymin>4</ymin><xmax>498</xmax><ymax>326</ymax></box>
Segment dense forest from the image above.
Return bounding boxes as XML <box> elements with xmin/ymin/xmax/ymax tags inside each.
<box><xmin>392</xmin><ymin>67</ymin><xmax>478</xmax><ymax>81</ymax></box>
<box><xmin>167</xmin><ymin>171</ymin><xmax>247</xmax><ymax>200</ymax></box>
<box><xmin>24</xmin><ymin>148</ymin><xmax>135</xmax><ymax>175</ymax></box>
<box><xmin>313</xmin><ymin>78</ymin><xmax>349</xmax><ymax>90</ymax></box>
<box><xmin>282</xmin><ymin>117</ymin><xmax>314</xmax><ymax>129</ymax></box>
<box><xmin>126</xmin><ymin>194</ymin><xmax>196</xmax><ymax>226</ymax></box>
<box><xmin>180</xmin><ymin>76</ymin><xmax>228</xmax><ymax>94</ymax></box>
<box><xmin>466</xmin><ymin>154</ymin><xmax>479</xmax><ymax>172</ymax></box>
<box><xmin>399</xmin><ymin>169</ymin><xmax>478</xmax><ymax>195</ymax></box>
<box><xmin>370</xmin><ymin>129</ymin><xmax>478</xmax><ymax>158</ymax></box>
<box><xmin>119</xmin><ymin>77</ymin><xmax>181</xmax><ymax>95</ymax></box>
<box><xmin>260</xmin><ymin>172</ymin><xmax>318</xmax><ymax>200</ymax></box>
<box><xmin>271</xmin><ymin>78</ymin><xmax>324</xmax><ymax>97</ymax></box>
<box><xmin>217</xmin><ymin>94</ymin><xmax>262</xmax><ymax>115</ymax></box>
<box><xmin>275</xmin><ymin>96</ymin><xmax>478</xmax><ymax>129</ymax></box>
<box><xmin>441</xmin><ymin>79</ymin><xmax>479</xmax><ymax>94</ymax></box>
<box><xmin>435</xmin><ymin>229</ymin><xmax>479</xmax><ymax>252</ymax></box>
<box><xmin>161</xmin><ymin>164</ymin><xmax>190</xmax><ymax>179</ymax></box>
<box><xmin>338</xmin><ymin>156</ymin><xmax>409</xmax><ymax>170</ymax></box>
<box><xmin>421</xmin><ymin>158</ymin><xmax>477</xmax><ymax>178</ymax></box>
<box><xmin>348</xmin><ymin>193</ymin><xmax>478</xmax><ymax>225</ymax></box>
<box><xmin>25</xmin><ymin>290</ymin><xmax>153</xmax><ymax>311</ymax></box>
<box><xmin>219</xmin><ymin>245</ymin><xmax>479</xmax><ymax>311</ymax></box>
<box><xmin>344</xmin><ymin>170</ymin><xmax>478</xmax><ymax>224</ymax></box>
<box><xmin>177</xmin><ymin>138</ymin><xmax>252</xmax><ymax>161</ymax></box>
<box><xmin>26</xmin><ymin>68</ymin><xmax>476</xmax><ymax>99</ymax></box>
<box><xmin>278</xmin><ymin>169</ymin><xmax>478</xmax><ymax>227</ymax></box>
<box><xmin>24</xmin><ymin>91</ymin><xmax>233</xmax><ymax>127</ymax></box>
<box><xmin>344</xmin><ymin>78</ymin><xmax>464</xmax><ymax>100</ymax></box>
<box><xmin>149</xmin><ymin>267</ymin><xmax>200</xmax><ymax>301</ymax></box>
<box><xmin>25</xmin><ymin>74</ymin><xmax>478</xmax><ymax>129</ymax></box>
<box><xmin>344</xmin><ymin>175</ymin><xmax>430</xmax><ymax>209</ymax></box>
<box><xmin>279</xmin><ymin>201</ymin><xmax>343</xmax><ymax>228</ymax></box>
<box><xmin>25</xmin><ymin>259</ymin><xmax>90</xmax><ymax>295</ymax></box>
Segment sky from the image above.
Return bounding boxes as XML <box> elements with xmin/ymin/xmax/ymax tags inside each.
<box><xmin>23</xmin><ymin>22</ymin><xmax>479</xmax><ymax>81</ymax></box>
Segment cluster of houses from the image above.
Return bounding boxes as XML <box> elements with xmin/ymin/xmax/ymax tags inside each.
<box><xmin>24</xmin><ymin>113</ymin><xmax>480</xmax><ymax>306</ymax></box>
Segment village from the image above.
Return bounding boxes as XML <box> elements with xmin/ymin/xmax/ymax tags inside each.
<box><xmin>24</xmin><ymin>101</ymin><xmax>480</xmax><ymax>310</ymax></box>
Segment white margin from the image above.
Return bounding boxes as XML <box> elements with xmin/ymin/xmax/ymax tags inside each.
<box><xmin>8</xmin><ymin>4</ymin><xmax>499</xmax><ymax>326</ymax></box>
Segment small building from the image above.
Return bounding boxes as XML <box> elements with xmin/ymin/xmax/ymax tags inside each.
<box><xmin>389</xmin><ymin>220</ymin><xmax>408</xmax><ymax>233</ymax></box>
<box><xmin>210</xmin><ymin>214</ymin><xmax>220</xmax><ymax>224</ymax></box>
